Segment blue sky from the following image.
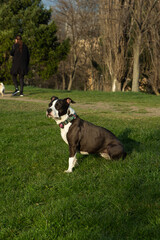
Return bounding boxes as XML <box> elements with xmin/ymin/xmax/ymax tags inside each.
<box><xmin>42</xmin><ymin>0</ymin><xmax>55</xmax><ymax>8</ymax></box>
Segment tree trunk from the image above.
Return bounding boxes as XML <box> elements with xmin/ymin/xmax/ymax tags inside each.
<box><xmin>67</xmin><ymin>74</ymin><xmax>73</xmax><ymax>91</ymax></box>
<box><xmin>112</xmin><ymin>77</ymin><xmax>121</xmax><ymax>92</ymax></box>
<box><xmin>152</xmin><ymin>86</ymin><xmax>160</xmax><ymax>96</ymax></box>
<box><xmin>122</xmin><ymin>78</ymin><xmax>130</xmax><ymax>92</ymax></box>
<box><xmin>132</xmin><ymin>34</ymin><xmax>141</xmax><ymax>92</ymax></box>
<box><xmin>62</xmin><ymin>73</ymin><xmax>65</xmax><ymax>90</ymax></box>
<box><xmin>151</xmin><ymin>75</ymin><xmax>160</xmax><ymax>96</ymax></box>
<box><xmin>67</xmin><ymin>54</ymin><xmax>78</xmax><ymax>91</ymax></box>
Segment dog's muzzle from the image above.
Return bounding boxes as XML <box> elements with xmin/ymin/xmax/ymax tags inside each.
<box><xmin>46</xmin><ymin>108</ymin><xmax>52</xmax><ymax>117</ymax></box>
<box><xmin>47</xmin><ymin>108</ymin><xmax>52</xmax><ymax>114</ymax></box>
<box><xmin>46</xmin><ymin>108</ymin><xmax>61</xmax><ymax>120</ymax></box>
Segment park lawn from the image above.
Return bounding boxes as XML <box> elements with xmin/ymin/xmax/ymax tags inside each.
<box><xmin>0</xmin><ymin>87</ymin><xmax>160</xmax><ymax>239</ymax></box>
<box><xmin>5</xmin><ymin>85</ymin><xmax>160</xmax><ymax>107</ymax></box>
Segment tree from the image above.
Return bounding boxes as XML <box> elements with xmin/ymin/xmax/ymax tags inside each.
<box><xmin>99</xmin><ymin>0</ymin><xmax>131</xmax><ymax>92</ymax></box>
<box><xmin>145</xmin><ymin>2</ymin><xmax>160</xmax><ymax>95</ymax></box>
<box><xmin>0</xmin><ymin>0</ymin><xmax>70</xmax><ymax>84</ymax></box>
<box><xmin>52</xmin><ymin>0</ymin><xmax>160</xmax><ymax>94</ymax></box>
<box><xmin>53</xmin><ymin>0</ymin><xmax>99</xmax><ymax>90</ymax></box>
<box><xmin>130</xmin><ymin>0</ymin><xmax>159</xmax><ymax>92</ymax></box>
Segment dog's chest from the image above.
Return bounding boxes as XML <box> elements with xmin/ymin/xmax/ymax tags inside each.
<box><xmin>60</xmin><ymin>123</ymin><xmax>72</xmax><ymax>144</ymax></box>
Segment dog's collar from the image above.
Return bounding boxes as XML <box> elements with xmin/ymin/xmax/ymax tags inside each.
<box><xmin>59</xmin><ymin>113</ymin><xmax>77</xmax><ymax>128</ymax></box>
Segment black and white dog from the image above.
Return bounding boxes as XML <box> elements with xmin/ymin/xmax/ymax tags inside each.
<box><xmin>46</xmin><ymin>96</ymin><xmax>126</xmax><ymax>173</ymax></box>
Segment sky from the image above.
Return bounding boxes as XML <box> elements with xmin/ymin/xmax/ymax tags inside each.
<box><xmin>42</xmin><ymin>0</ymin><xmax>55</xmax><ymax>8</ymax></box>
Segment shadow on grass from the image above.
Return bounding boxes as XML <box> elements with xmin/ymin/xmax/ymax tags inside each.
<box><xmin>119</xmin><ymin>128</ymin><xmax>141</xmax><ymax>155</ymax></box>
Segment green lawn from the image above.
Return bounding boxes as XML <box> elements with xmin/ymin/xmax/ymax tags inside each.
<box><xmin>1</xmin><ymin>86</ymin><xmax>160</xmax><ymax>239</ymax></box>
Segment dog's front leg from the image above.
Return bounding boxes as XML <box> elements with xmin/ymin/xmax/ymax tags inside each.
<box><xmin>64</xmin><ymin>146</ymin><xmax>77</xmax><ymax>173</ymax></box>
<box><xmin>64</xmin><ymin>155</ymin><xmax>77</xmax><ymax>173</ymax></box>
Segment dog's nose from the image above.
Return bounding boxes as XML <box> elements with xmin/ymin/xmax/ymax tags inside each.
<box><xmin>47</xmin><ymin>108</ymin><xmax>52</xmax><ymax>114</ymax></box>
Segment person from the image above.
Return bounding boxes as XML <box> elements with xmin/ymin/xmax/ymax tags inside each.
<box><xmin>10</xmin><ymin>35</ymin><xmax>30</xmax><ymax>96</ymax></box>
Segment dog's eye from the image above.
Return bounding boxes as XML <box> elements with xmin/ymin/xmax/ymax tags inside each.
<box><xmin>55</xmin><ymin>101</ymin><xmax>63</xmax><ymax>110</ymax></box>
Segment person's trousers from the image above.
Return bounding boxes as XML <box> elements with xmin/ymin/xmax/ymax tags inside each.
<box><xmin>12</xmin><ymin>74</ymin><xmax>24</xmax><ymax>94</ymax></box>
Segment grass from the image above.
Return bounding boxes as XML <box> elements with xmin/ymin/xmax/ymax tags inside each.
<box><xmin>1</xmin><ymin>86</ymin><xmax>160</xmax><ymax>239</ymax></box>
<box><xmin>5</xmin><ymin>85</ymin><xmax>160</xmax><ymax>106</ymax></box>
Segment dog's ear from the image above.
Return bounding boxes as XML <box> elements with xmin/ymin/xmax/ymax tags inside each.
<box><xmin>50</xmin><ymin>96</ymin><xmax>58</xmax><ymax>101</ymax></box>
<box><xmin>65</xmin><ymin>98</ymin><xmax>76</xmax><ymax>104</ymax></box>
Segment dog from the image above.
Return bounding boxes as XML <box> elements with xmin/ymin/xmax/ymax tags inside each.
<box><xmin>46</xmin><ymin>96</ymin><xmax>126</xmax><ymax>173</ymax></box>
<box><xmin>0</xmin><ymin>83</ymin><xmax>5</xmax><ymax>97</ymax></box>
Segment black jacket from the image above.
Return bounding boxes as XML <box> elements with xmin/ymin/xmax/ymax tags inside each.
<box><xmin>10</xmin><ymin>43</ymin><xmax>30</xmax><ymax>75</ymax></box>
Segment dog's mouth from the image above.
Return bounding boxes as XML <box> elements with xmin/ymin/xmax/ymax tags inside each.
<box><xmin>46</xmin><ymin>110</ymin><xmax>53</xmax><ymax>118</ymax></box>
<box><xmin>46</xmin><ymin>111</ymin><xmax>61</xmax><ymax>120</ymax></box>
<box><xmin>46</xmin><ymin>112</ymin><xmax>52</xmax><ymax>118</ymax></box>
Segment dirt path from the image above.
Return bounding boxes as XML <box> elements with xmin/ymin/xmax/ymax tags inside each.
<box><xmin>1</xmin><ymin>93</ymin><xmax>47</xmax><ymax>104</ymax></box>
<box><xmin>1</xmin><ymin>92</ymin><xmax>160</xmax><ymax>117</ymax></box>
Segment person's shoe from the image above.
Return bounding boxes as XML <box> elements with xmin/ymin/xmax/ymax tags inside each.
<box><xmin>12</xmin><ymin>89</ymin><xmax>19</xmax><ymax>96</ymax></box>
<box><xmin>20</xmin><ymin>94</ymin><xmax>24</xmax><ymax>97</ymax></box>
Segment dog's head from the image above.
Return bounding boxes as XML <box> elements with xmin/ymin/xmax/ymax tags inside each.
<box><xmin>0</xmin><ymin>82</ymin><xmax>4</xmax><ymax>88</ymax></box>
<box><xmin>46</xmin><ymin>96</ymin><xmax>75</xmax><ymax>120</ymax></box>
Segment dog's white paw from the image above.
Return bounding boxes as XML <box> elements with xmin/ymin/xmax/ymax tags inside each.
<box><xmin>64</xmin><ymin>169</ymin><xmax>72</xmax><ymax>173</ymax></box>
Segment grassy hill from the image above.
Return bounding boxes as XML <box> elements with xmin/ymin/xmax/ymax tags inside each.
<box><xmin>1</xmin><ymin>86</ymin><xmax>160</xmax><ymax>239</ymax></box>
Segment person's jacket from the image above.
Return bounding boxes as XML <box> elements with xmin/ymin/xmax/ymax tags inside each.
<box><xmin>10</xmin><ymin>43</ymin><xmax>30</xmax><ymax>75</ymax></box>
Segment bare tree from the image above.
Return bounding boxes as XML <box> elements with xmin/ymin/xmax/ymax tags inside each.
<box><xmin>99</xmin><ymin>0</ymin><xmax>131</xmax><ymax>92</ymax></box>
<box><xmin>51</xmin><ymin>0</ymin><xmax>160</xmax><ymax>94</ymax></box>
<box><xmin>53</xmin><ymin>0</ymin><xmax>99</xmax><ymax>90</ymax></box>
<box><xmin>130</xmin><ymin>0</ymin><xmax>159</xmax><ymax>92</ymax></box>
<box><xmin>145</xmin><ymin>2</ymin><xmax>160</xmax><ymax>95</ymax></box>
